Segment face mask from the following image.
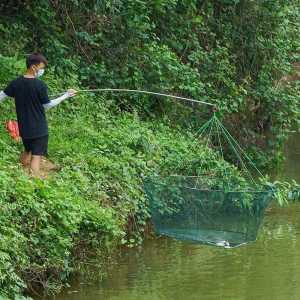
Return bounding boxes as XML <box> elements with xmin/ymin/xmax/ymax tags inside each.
<box><xmin>36</xmin><ymin>68</ymin><xmax>45</xmax><ymax>77</ymax></box>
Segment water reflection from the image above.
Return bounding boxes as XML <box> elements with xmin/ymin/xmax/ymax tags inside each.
<box><xmin>54</xmin><ymin>203</ymin><xmax>300</xmax><ymax>300</ymax></box>
<box><xmin>282</xmin><ymin>133</ymin><xmax>300</xmax><ymax>182</ymax></box>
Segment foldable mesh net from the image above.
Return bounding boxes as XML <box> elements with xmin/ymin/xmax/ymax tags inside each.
<box><xmin>142</xmin><ymin>113</ymin><xmax>277</xmax><ymax>247</ymax></box>
<box><xmin>144</xmin><ymin>175</ymin><xmax>273</xmax><ymax>247</ymax></box>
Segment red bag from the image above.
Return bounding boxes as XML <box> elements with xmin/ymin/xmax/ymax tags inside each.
<box><xmin>5</xmin><ymin>120</ymin><xmax>20</xmax><ymax>142</ymax></box>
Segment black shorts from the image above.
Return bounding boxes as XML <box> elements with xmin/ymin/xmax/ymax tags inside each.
<box><xmin>22</xmin><ymin>135</ymin><xmax>48</xmax><ymax>156</ymax></box>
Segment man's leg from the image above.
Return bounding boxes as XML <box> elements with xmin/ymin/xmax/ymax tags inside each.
<box><xmin>29</xmin><ymin>136</ymin><xmax>48</xmax><ymax>177</ymax></box>
<box><xmin>20</xmin><ymin>151</ymin><xmax>31</xmax><ymax>167</ymax></box>
<box><xmin>30</xmin><ymin>155</ymin><xmax>42</xmax><ymax>175</ymax></box>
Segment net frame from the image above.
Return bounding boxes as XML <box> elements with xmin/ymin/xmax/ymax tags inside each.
<box><xmin>144</xmin><ymin>114</ymin><xmax>274</xmax><ymax>247</ymax></box>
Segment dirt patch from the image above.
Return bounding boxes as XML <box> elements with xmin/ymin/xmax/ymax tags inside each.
<box><xmin>22</xmin><ymin>158</ymin><xmax>61</xmax><ymax>179</ymax></box>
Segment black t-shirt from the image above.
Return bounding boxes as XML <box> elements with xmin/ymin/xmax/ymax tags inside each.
<box><xmin>4</xmin><ymin>76</ymin><xmax>50</xmax><ymax>139</ymax></box>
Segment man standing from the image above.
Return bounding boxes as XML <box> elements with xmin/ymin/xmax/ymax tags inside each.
<box><xmin>0</xmin><ymin>53</ymin><xmax>77</xmax><ymax>177</ymax></box>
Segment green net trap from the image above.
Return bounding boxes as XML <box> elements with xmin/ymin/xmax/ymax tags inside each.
<box><xmin>144</xmin><ymin>175</ymin><xmax>273</xmax><ymax>248</ymax></box>
<box><xmin>144</xmin><ymin>114</ymin><xmax>274</xmax><ymax>248</ymax></box>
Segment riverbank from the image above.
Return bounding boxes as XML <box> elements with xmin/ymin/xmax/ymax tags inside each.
<box><xmin>0</xmin><ymin>63</ymin><xmax>298</xmax><ymax>298</ymax></box>
<box><xmin>1</xmin><ymin>86</ymin><xmax>247</xmax><ymax>298</ymax></box>
<box><xmin>1</xmin><ymin>99</ymin><xmax>298</xmax><ymax>298</ymax></box>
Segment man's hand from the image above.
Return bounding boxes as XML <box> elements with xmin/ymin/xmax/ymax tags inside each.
<box><xmin>67</xmin><ymin>89</ymin><xmax>77</xmax><ymax>97</ymax></box>
<box><xmin>44</xmin><ymin>89</ymin><xmax>78</xmax><ymax>110</ymax></box>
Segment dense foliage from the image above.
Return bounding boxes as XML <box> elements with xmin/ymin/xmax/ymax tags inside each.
<box><xmin>0</xmin><ymin>0</ymin><xmax>299</xmax><ymax>298</ymax></box>
<box><xmin>0</xmin><ymin>0</ymin><xmax>299</xmax><ymax>168</ymax></box>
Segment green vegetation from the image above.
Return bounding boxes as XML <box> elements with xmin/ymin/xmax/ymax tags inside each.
<box><xmin>0</xmin><ymin>56</ymin><xmax>249</xmax><ymax>297</ymax></box>
<box><xmin>1</xmin><ymin>0</ymin><xmax>299</xmax><ymax>168</ymax></box>
<box><xmin>0</xmin><ymin>0</ymin><xmax>299</xmax><ymax>298</ymax></box>
<box><xmin>1</xmin><ymin>54</ymin><xmax>299</xmax><ymax>300</ymax></box>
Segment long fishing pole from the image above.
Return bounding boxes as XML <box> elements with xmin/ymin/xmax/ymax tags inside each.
<box><xmin>51</xmin><ymin>88</ymin><xmax>215</xmax><ymax>107</ymax></box>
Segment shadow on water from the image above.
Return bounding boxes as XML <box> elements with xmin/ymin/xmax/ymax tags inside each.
<box><xmin>281</xmin><ymin>133</ymin><xmax>300</xmax><ymax>182</ymax></box>
<box><xmin>53</xmin><ymin>134</ymin><xmax>299</xmax><ymax>300</ymax></box>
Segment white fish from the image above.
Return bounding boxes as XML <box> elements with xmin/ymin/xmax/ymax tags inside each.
<box><xmin>216</xmin><ymin>240</ymin><xmax>230</xmax><ymax>248</ymax></box>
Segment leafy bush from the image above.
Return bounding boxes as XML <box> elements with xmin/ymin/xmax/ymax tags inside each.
<box><xmin>0</xmin><ymin>0</ymin><xmax>299</xmax><ymax>168</ymax></box>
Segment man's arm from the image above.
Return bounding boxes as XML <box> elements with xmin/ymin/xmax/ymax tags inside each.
<box><xmin>0</xmin><ymin>91</ymin><xmax>8</xmax><ymax>103</ymax></box>
<box><xmin>43</xmin><ymin>89</ymin><xmax>77</xmax><ymax>110</ymax></box>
